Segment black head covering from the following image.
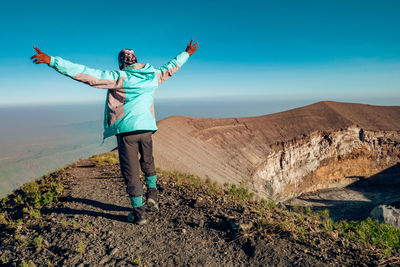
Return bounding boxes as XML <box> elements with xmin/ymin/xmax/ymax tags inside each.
<box><xmin>118</xmin><ymin>49</ymin><xmax>137</xmax><ymax>70</ymax></box>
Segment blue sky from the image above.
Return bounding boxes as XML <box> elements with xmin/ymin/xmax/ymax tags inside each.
<box><xmin>0</xmin><ymin>0</ymin><xmax>399</xmax><ymax>106</ymax></box>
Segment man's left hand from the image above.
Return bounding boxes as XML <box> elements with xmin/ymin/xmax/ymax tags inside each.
<box><xmin>31</xmin><ymin>46</ymin><xmax>51</xmax><ymax>65</ymax></box>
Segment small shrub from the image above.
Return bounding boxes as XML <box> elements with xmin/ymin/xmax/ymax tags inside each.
<box><xmin>296</xmin><ymin>213</ymin><xmax>305</xmax><ymax>224</ymax></box>
<box><xmin>208</xmin><ymin>181</ymin><xmax>221</xmax><ymax>194</ymax></box>
<box><xmin>190</xmin><ymin>176</ymin><xmax>202</xmax><ymax>188</ymax></box>
<box><xmin>0</xmin><ymin>211</ymin><xmax>8</xmax><ymax>225</ymax></box>
<box><xmin>52</xmin><ymin>181</ymin><xmax>64</xmax><ymax>195</ymax></box>
<box><xmin>1</xmin><ymin>196</ymin><xmax>9</xmax><ymax>209</ymax></box>
<box><xmin>16</xmin><ymin>218</ymin><xmax>23</xmax><ymax>227</ymax></box>
<box><xmin>256</xmin><ymin>203</ymin><xmax>266</xmax><ymax>217</ymax></box>
<box><xmin>14</xmin><ymin>229</ymin><xmax>21</xmax><ymax>240</ymax></box>
<box><xmin>14</xmin><ymin>194</ymin><xmax>24</xmax><ymax>206</ymax></box>
<box><xmin>28</xmin><ymin>206</ymin><xmax>41</xmax><ymax>219</ymax></box>
<box><xmin>133</xmin><ymin>256</ymin><xmax>142</xmax><ymax>266</ymax></box>
<box><xmin>292</xmin><ymin>204</ymin><xmax>299</xmax><ymax>212</ymax></box>
<box><xmin>322</xmin><ymin>218</ymin><xmax>334</xmax><ymax>232</ymax></box>
<box><xmin>304</xmin><ymin>207</ymin><xmax>312</xmax><ymax>215</ymax></box>
<box><xmin>33</xmin><ymin>195</ymin><xmax>41</xmax><ymax>209</ymax></box>
<box><xmin>60</xmin><ymin>218</ymin><xmax>67</xmax><ymax>229</ymax></box>
<box><xmin>336</xmin><ymin>217</ymin><xmax>400</xmax><ymax>255</ymax></box>
<box><xmin>280</xmin><ymin>219</ymin><xmax>294</xmax><ymax>231</ymax></box>
<box><xmin>20</xmin><ymin>240</ymin><xmax>29</xmax><ymax>248</ymax></box>
<box><xmin>72</xmin><ymin>219</ymin><xmax>78</xmax><ymax>230</ymax></box>
<box><xmin>6</xmin><ymin>219</ymin><xmax>15</xmax><ymax>230</ymax></box>
<box><xmin>76</xmin><ymin>240</ymin><xmax>86</xmax><ymax>254</ymax></box>
<box><xmin>90</xmin><ymin>153</ymin><xmax>119</xmax><ymax>166</ymax></box>
<box><xmin>297</xmin><ymin>225</ymin><xmax>306</xmax><ymax>241</ymax></box>
<box><xmin>267</xmin><ymin>200</ymin><xmax>277</xmax><ymax>209</ymax></box>
<box><xmin>258</xmin><ymin>217</ymin><xmax>268</xmax><ymax>227</ymax></box>
<box><xmin>224</xmin><ymin>183</ymin><xmax>254</xmax><ymax>202</ymax></box>
<box><xmin>21</xmin><ymin>181</ymin><xmax>39</xmax><ymax>199</ymax></box>
<box><xmin>40</xmin><ymin>191</ymin><xmax>56</xmax><ymax>207</ymax></box>
<box><xmin>85</xmin><ymin>222</ymin><xmax>92</xmax><ymax>232</ymax></box>
<box><xmin>316</xmin><ymin>209</ymin><xmax>330</xmax><ymax>220</ymax></box>
<box><xmin>18</xmin><ymin>261</ymin><xmax>29</xmax><ymax>267</ymax></box>
<box><xmin>310</xmin><ymin>239</ymin><xmax>317</xmax><ymax>246</ymax></box>
<box><xmin>175</xmin><ymin>172</ymin><xmax>185</xmax><ymax>186</ymax></box>
<box><xmin>33</xmin><ymin>235</ymin><xmax>43</xmax><ymax>248</ymax></box>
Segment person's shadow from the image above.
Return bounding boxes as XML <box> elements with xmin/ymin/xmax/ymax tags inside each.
<box><xmin>42</xmin><ymin>196</ymin><xmax>132</xmax><ymax>223</ymax></box>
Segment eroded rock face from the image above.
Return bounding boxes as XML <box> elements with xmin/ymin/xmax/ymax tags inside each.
<box><xmin>370</xmin><ymin>205</ymin><xmax>400</xmax><ymax>228</ymax></box>
<box><xmin>251</xmin><ymin>126</ymin><xmax>400</xmax><ymax>201</ymax></box>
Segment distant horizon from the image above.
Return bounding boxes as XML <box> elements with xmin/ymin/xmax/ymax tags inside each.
<box><xmin>1</xmin><ymin>95</ymin><xmax>399</xmax><ymax>109</ymax></box>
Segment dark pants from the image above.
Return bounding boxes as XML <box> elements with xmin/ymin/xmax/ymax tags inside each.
<box><xmin>116</xmin><ymin>131</ymin><xmax>156</xmax><ymax>197</ymax></box>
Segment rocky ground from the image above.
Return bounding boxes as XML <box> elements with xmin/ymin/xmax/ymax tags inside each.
<box><xmin>1</xmin><ymin>155</ymin><xmax>399</xmax><ymax>266</ymax></box>
<box><xmin>288</xmin><ymin>177</ymin><xmax>400</xmax><ymax>221</ymax></box>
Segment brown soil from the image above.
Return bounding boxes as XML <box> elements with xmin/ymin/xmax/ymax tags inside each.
<box><xmin>0</xmin><ymin>157</ymin><xmax>397</xmax><ymax>266</ymax></box>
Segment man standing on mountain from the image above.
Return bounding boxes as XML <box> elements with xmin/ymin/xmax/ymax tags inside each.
<box><xmin>31</xmin><ymin>40</ymin><xmax>199</xmax><ymax>225</ymax></box>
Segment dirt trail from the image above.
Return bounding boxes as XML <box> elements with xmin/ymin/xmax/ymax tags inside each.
<box><xmin>53</xmin><ymin>159</ymin><xmax>252</xmax><ymax>266</ymax></box>
<box><xmin>1</xmin><ymin>157</ymin><xmax>396</xmax><ymax>266</ymax></box>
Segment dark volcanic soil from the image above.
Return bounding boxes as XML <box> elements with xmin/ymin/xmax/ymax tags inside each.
<box><xmin>0</xmin><ymin>157</ymin><xmax>397</xmax><ymax>266</ymax></box>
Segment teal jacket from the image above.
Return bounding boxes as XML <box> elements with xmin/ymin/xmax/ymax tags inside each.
<box><xmin>49</xmin><ymin>51</ymin><xmax>190</xmax><ymax>139</ymax></box>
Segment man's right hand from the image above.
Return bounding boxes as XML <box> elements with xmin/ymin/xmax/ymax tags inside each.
<box><xmin>185</xmin><ymin>39</ymin><xmax>199</xmax><ymax>56</ymax></box>
<box><xmin>31</xmin><ymin>46</ymin><xmax>51</xmax><ymax>65</ymax></box>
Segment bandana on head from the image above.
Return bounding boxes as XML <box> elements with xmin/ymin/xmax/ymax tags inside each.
<box><xmin>118</xmin><ymin>49</ymin><xmax>137</xmax><ymax>70</ymax></box>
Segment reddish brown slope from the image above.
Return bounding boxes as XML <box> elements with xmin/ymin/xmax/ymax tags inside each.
<box><xmin>185</xmin><ymin>101</ymin><xmax>400</xmax><ymax>146</ymax></box>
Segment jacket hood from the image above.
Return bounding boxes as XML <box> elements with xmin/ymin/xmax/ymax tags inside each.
<box><xmin>124</xmin><ymin>63</ymin><xmax>156</xmax><ymax>73</ymax></box>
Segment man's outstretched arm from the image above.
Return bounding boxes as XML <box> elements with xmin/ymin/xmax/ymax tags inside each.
<box><xmin>156</xmin><ymin>39</ymin><xmax>199</xmax><ymax>85</ymax></box>
<box><xmin>31</xmin><ymin>46</ymin><xmax>126</xmax><ymax>89</ymax></box>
